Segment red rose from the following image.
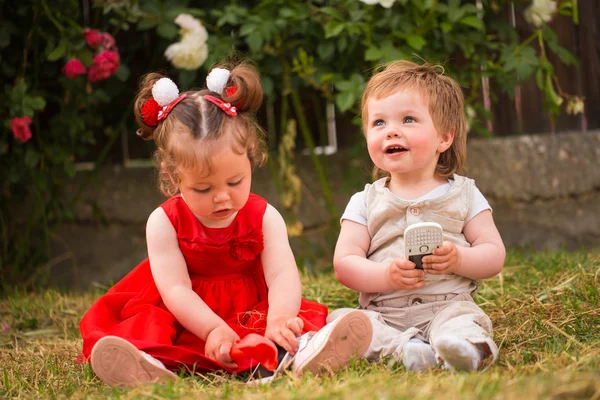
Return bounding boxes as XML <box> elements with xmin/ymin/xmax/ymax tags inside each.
<box><xmin>62</xmin><ymin>59</ymin><xmax>87</xmax><ymax>79</ymax></box>
<box><xmin>87</xmin><ymin>50</ymin><xmax>120</xmax><ymax>83</ymax></box>
<box><xmin>229</xmin><ymin>230</ymin><xmax>264</xmax><ymax>261</ymax></box>
<box><xmin>10</xmin><ymin>117</ymin><xmax>33</xmax><ymax>144</ymax></box>
<box><xmin>84</xmin><ymin>28</ymin><xmax>104</xmax><ymax>48</ymax></box>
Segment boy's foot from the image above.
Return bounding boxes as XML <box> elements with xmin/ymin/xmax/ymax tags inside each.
<box><xmin>402</xmin><ymin>338</ymin><xmax>438</xmax><ymax>371</ymax></box>
<box><xmin>91</xmin><ymin>335</ymin><xmax>178</xmax><ymax>387</ymax></box>
<box><xmin>435</xmin><ymin>335</ymin><xmax>483</xmax><ymax>372</ymax></box>
<box><xmin>292</xmin><ymin>310</ymin><xmax>372</xmax><ymax>375</ymax></box>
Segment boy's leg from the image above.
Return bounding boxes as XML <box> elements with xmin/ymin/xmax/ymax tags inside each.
<box><xmin>327</xmin><ymin>308</ymin><xmax>435</xmax><ymax>371</ymax></box>
<box><xmin>428</xmin><ymin>300</ymin><xmax>498</xmax><ymax>371</ymax></box>
<box><xmin>91</xmin><ymin>336</ymin><xmax>178</xmax><ymax>387</ymax></box>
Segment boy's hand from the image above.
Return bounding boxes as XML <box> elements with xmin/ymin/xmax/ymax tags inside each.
<box><xmin>266</xmin><ymin>315</ymin><xmax>304</xmax><ymax>355</ymax></box>
<box><xmin>205</xmin><ymin>325</ymin><xmax>240</xmax><ymax>369</ymax></box>
<box><xmin>386</xmin><ymin>257</ymin><xmax>425</xmax><ymax>290</ymax></box>
<box><xmin>422</xmin><ymin>241</ymin><xmax>461</xmax><ymax>275</ymax></box>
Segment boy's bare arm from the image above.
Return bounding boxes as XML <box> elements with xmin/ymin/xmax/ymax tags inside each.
<box><xmin>334</xmin><ymin>220</ymin><xmax>396</xmax><ymax>293</ymax></box>
<box><xmin>455</xmin><ymin>210</ymin><xmax>506</xmax><ymax>280</ymax></box>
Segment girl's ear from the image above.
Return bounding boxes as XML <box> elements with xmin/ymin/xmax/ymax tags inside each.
<box><xmin>437</xmin><ymin>130</ymin><xmax>455</xmax><ymax>153</ymax></box>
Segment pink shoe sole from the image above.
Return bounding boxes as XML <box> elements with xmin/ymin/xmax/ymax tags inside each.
<box><xmin>294</xmin><ymin>310</ymin><xmax>372</xmax><ymax>375</ymax></box>
<box><xmin>90</xmin><ymin>336</ymin><xmax>178</xmax><ymax>387</ymax></box>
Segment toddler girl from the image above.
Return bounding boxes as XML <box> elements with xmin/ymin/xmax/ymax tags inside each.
<box><xmin>332</xmin><ymin>60</ymin><xmax>506</xmax><ymax>372</ymax></box>
<box><xmin>79</xmin><ymin>62</ymin><xmax>371</xmax><ymax>387</ymax></box>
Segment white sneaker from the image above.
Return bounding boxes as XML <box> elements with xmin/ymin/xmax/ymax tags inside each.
<box><xmin>292</xmin><ymin>310</ymin><xmax>372</xmax><ymax>375</ymax></box>
<box><xmin>402</xmin><ymin>339</ymin><xmax>438</xmax><ymax>371</ymax></box>
<box><xmin>435</xmin><ymin>335</ymin><xmax>483</xmax><ymax>372</ymax></box>
<box><xmin>91</xmin><ymin>336</ymin><xmax>178</xmax><ymax>387</ymax></box>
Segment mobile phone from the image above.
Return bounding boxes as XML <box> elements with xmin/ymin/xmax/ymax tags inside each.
<box><xmin>404</xmin><ymin>222</ymin><xmax>444</xmax><ymax>270</ymax></box>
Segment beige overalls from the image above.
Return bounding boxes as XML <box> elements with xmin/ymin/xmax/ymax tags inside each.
<box><xmin>329</xmin><ymin>175</ymin><xmax>499</xmax><ymax>363</ymax></box>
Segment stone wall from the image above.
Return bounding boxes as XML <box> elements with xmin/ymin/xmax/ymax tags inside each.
<box><xmin>52</xmin><ymin>130</ymin><xmax>600</xmax><ymax>290</ymax></box>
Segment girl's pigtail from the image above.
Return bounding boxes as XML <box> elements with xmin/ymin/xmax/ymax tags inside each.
<box><xmin>134</xmin><ymin>72</ymin><xmax>166</xmax><ymax>140</ymax></box>
<box><xmin>224</xmin><ymin>63</ymin><xmax>263</xmax><ymax>113</ymax></box>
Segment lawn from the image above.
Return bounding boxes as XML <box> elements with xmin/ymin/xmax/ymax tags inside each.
<box><xmin>1</xmin><ymin>250</ymin><xmax>599</xmax><ymax>399</ymax></box>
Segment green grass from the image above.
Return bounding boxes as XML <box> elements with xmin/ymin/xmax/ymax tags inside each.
<box><xmin>1</xmin><ymin>249</ymin><xmax>599</xmax><ymax>399</ymax></box>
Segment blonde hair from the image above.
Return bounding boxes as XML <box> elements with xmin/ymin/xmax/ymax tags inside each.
<box><xmin>133</xmin><ymin>62</ymin><xmax>267</xmax><ymax>196</ymax></box>
<box><xmin>361</xmin><ymin>60</ymin><xmax>467</xmax><ymax>180</ymax></box>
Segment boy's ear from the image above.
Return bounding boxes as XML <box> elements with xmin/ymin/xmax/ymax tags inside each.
<box><xmin>437</xmin><ymin>130</ymin><xmax>455</xmax><ymax>153</ymax></box>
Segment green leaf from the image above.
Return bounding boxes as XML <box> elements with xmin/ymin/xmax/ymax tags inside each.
<box><xmin>335</xmin><ymin>91</ymin><xmax>355</xmax><ymax>112</ymax></box>
<box><xmin>246</xmin><ymin>31</ymin><xmax>263</xmax><ymax>54</ymax></box>
<box><xmin>157</xmin><ymin>22</ymin><xmax>178</xmax><ymax>39</ymax></box>
<box><xmin>29</xmin><ymin>97</ymin><xmax>46</xmax><ymax>111</ymax></box>
<box><xmin>365</xmin><ymin>46</ymin><xmax>383</xmax><ymax>61</ymax></box>
<box><xmin>460</xmin><ymin>16</ymin><xmax>484</xmax><ymax>31</ymax></box>
<box><xmin>405</xmin><ymin>34</ymin><xmax>426</xmax><ymax>51</ymax></box>
<box><xmin>324</xmin><ymin>21</ymin><xmax>345</xmax><ymax>39</ymax></box>
<box><xmin>47</xmin><ymin>43</ymin><xmax>66</xmax><ymax>62</ymax></box>
<box><xmin>178</xmin><ymin>70</ymin><xmax>197</xmax><ymax>90</ymax></box>
<box><xmin>262</xmin><ymin>75</ymin><xmax>274</xmax><ymax>99</ymax></box>
<box><xmin>320</xmin><ymin>6</ymin><xmax>344</xmax><ymax>20</ymax></box>
<box><xmin>441</xmin><ymin>22</ymin><xmax>453</xmax><ymax>34</ymax></box>
<box><xmin>318</xmin><ymin>42</ymin><xmax>335</xmax><ymax>60</ymax></box>
<box><xmin>239</xmin><ymin>24</ymin><xmax>256</xmax><ymax>37</ymax></box>
<box><xmin>137</xmin><ymin>19</ymin><xmax>158</xmax><ymax>31</ymax></box>
<box><xmin>24</xmin><ymin>148</ymin><xmax>40</xmax><ymax>168</ymax></box>
<box><xmin>114</xmin><ymin>64</ymin><xmax>130</xmax><ymax>82</ymax></box>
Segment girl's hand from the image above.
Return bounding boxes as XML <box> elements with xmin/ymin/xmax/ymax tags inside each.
<box><xmin>386</xmin><ymin>257</ymin><xmax>425</xmax><ymax>290</ymax></box>
<box><xmin>265</xmin><ymin>315</ymin><xmax>304</xmax><ymax>355</ymax></box>
<box><xmin>205</xmin><ymin>325</ymin><xmax>240</xmax><ymax>369</ymax></box>
<box><xmin>423</xmin><ymin>241</ymin><xmax>461</xmax><ymax>275</ymax></box>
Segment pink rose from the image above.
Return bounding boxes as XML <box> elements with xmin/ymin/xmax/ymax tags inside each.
<box><xmin>84</xmin><ymin>29</ymin><xmax>104</xmax><ymax>48</ymax></box>
<box><xmin>100</xmin><ymin>32</ymin><xmax>116</xmax><ymax>50</ymax></box>
<box><xmin>84</xmin><ymin>29</ymin><xmax>116</xmax><ymax>50</ymax></box>
<box><xmin>62</xmin><ymin>59</ymin><xmax>87</xmax><ymax>79</ymax></box>
<box><xmin>87</xmin><ymin>50</ymin><xmax>120</xmax><ymax>83</ymax></box>
<box><xmin>10</xmin><ymin>117</ymin><xmax>33</xmax><ymax>144</ymax></box>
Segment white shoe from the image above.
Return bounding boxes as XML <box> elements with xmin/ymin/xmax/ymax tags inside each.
<box><xmin>91</xmin><ymin>336</ymin><xmax>178</xmax><ymax>387</ymax></box>
<box><xmin>292</xmin><ymin>310</ymin><xmax>372</xmax><ymax>375</ymax></box>
<box><xmin>402</xmin><ymin>339</ymin><xmax>438</xmax><ymax>371</ymax></box>
<box><xmin>435</xmin><ymin>336</ymin><xmax>483</xmax><ymax>372</ymax></box>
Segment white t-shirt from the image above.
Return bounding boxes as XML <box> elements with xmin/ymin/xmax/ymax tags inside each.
<box><xmin>341</xmin><ymin>179</ymin><xmax>491</xmax><ymax>227</ymax></box>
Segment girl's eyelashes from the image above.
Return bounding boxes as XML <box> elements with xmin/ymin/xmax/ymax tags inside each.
<box><xmin>404</xmin><ymin>116</ymin><xmax>416</xmax><ymax>123</ymax></box>
<box><xmin>194</xmin><ymin>187</ymin><xmax>211</xmax><ymax>194</ymax></box>
<box><xmin>373</xmin><ymin>119</ymin><xmax>385</xmax><ymax>127</ymax></box>
<box><xmin>228</xmin><ymin>179</ymin><xmax>243</xmax><ymax>187</ymax></box>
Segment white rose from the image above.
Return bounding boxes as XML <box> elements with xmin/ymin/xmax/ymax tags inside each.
<box><xmin>524</xmin><ymin>0</ymin><xmax>557</xmax><ymax>28</ymax></box>
<box><xmin>359</xmin><ymin>0</ymin><xmax>380</xmax><ymax>5</ymax></box>
<box><xmin>165</xmin><ymin>39</ymin><xmax>208</xmax><ymax>70</ymax></box>
<box><xmin>165</xmin><ymin>14</ymin><xmax>210</xmax><ymax>70</ymax></box>
<box><xmin>174</xmin><ymin>14</ymin><xmax>208</xmax><ymax>43</ymax></box>
<box><xmin>378</xmin><ymin>0</ymin><xmax>396</xmax><ymax>8</ymax></box>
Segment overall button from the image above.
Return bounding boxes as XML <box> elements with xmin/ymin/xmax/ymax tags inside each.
<box><xmin>419</xmin><ymin>245</ymin><xmax>429</xmax><ymax>253</ymax></box>
<box><xmin>410</xmin><ymin>207</ymin><xmax>420</xmax><ymax>215</ymax></box>
<box><xmin>410</xmin><ymin>297</ymin><xmax>423</xmax><ymax>305</ymax></box>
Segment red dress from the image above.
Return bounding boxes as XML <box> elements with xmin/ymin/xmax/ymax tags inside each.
<box><xmin>79</xmin><ymin>193</ymin><xmax>328</xmax><ymax>373</ymax></box>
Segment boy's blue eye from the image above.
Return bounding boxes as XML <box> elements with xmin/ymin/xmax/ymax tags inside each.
<box><xmin>194</xmin><ymin>188</ymin><xmax>211</xmax><ymax>194</ymax></box>
<box><xmin>404</xmin><ymin>116</ymin><xmax>416</xmax><ymax>123</ymax></box>
<box><xmin>228</xmin><ymin>179</ymin><xmax>243</xmax><ymax>187</ymax></box>
<box><xmin>374</xmin><ymin>119</ymin><xmax>385</xmax><ymax>127</ymax></box>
